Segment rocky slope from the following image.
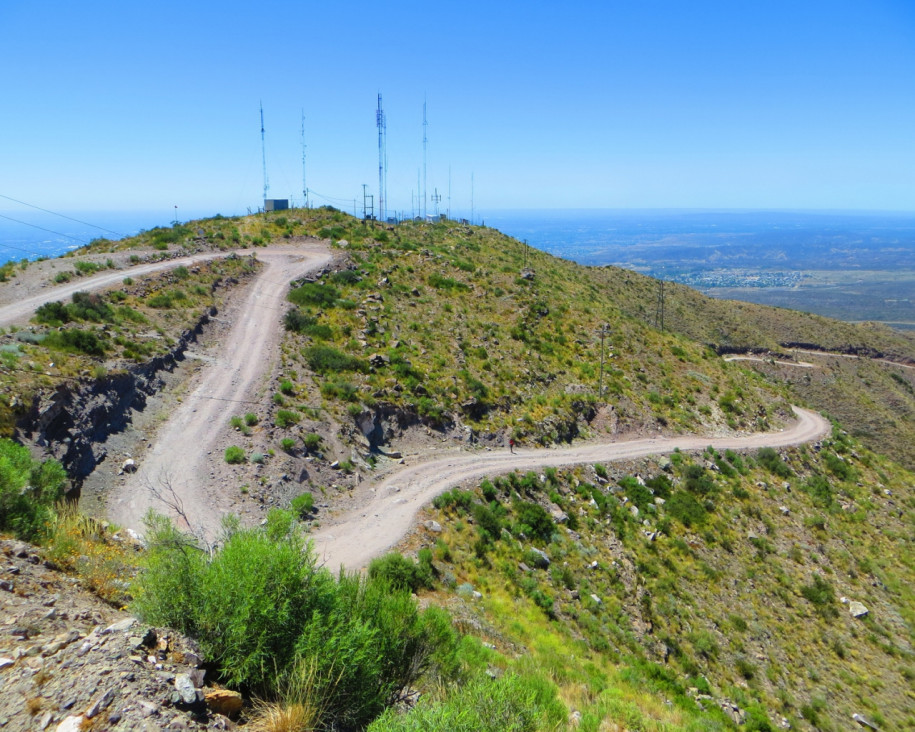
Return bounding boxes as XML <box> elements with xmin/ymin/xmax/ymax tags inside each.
<box><xmin>0</xmin><ymin>537</ymin><xmax>247</xmax><ymax>731</ymax></box>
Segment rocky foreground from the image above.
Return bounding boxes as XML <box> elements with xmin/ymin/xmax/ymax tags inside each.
<box><xmin>0</xmin><ymin>539</ymin><xmax>242</xmax><ymax>731</ymax></box>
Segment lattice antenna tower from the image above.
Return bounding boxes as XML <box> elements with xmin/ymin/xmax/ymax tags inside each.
<box><xmin>422</xmin><ymin>98</ymin><xmax>428</xmax><ymax>220</ymax></box>
<box><xmin>300</xmin><ymin>109</ymin><xmax>309</xmax><ymax>208</ymax></box>
<box><xmin>260</xmin><ymin>102</ymin><xmax>269</xmax><ymax>204</ymax></box>
<box><xmin>376</xmin><ymin>94</ymin><xmax>386</xmax><ymax>221</ymax></box>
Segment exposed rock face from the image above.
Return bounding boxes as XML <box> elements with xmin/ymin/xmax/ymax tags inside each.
<box><xmin>15</xmin><ymin>310</ymin><xmax>214</xmax><ymax>489</ymax></box>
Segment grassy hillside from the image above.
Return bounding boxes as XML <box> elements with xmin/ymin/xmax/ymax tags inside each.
<box><xmin>403</xmin><ymin>430</ymin><xmax>915</xmax><ymax>730</ymax></box>
<box><xmin>2</xmin><ymin>209</ymin><xmax>912</xmax><ymax>730</ymax></box>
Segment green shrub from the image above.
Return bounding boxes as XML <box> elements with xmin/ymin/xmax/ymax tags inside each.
<box><xmin>280</xmin><ymin>437</ymin><xmax>296</xmax><ymax>453</ymax></box>
<box><xmin>666</xmin><ymin>490</ymin><xmax>707</xmax><ymax>527</ymax></box>
<box><xmin>368</xmin><ymin>552</ymin><xmax>434</xmax><ymax>593</ymax></box>
<box><xmin>288</xmin><ymin>282</ymin><xmax>340</xmax><ymax>308</ymax></box>
<box><xmin>304</xmin><ymin>345</ymin><xmax>367</xmax><ymax>373</ymax></box>
<box><xmin>34</xmin><ymin>300</ymin><xmax>70</xmax><ymax>325</ymax></box>
<box><xmin>320</xmin><ymin>380</ymin><xmax>359</xmax><ymax>401</ymax></box>
<box><xmin>801</xmin><ymin>575</ymin><xmax>837</xmax><ymax>617</ymax></box>
<box><xmin>44</xmin><ymin>328</ymin><xmax>106</xmax><ymax>357</ymax></box>
<box><xmin>513</xmin><ymin>501</ymin><xmax>554</xmax><ymax>543</ymax></box>
<box><xmin>275</xmin><ymin>409</ymin><xmax>300</xmax><ymax>428</ymax></box>
<box><xmin>224</xmin><ymin>446</ymin><xmax>245</xmax><ymax>464</ymax></box>
<box><xmin>0</xmin><ymin>438</ymin><xmax>67</xmax><ymax>540</ymax></box>
<box><xmin>368</xmin><ymin>673</ymin><xmax>565</xmax><ymax>732</ymax></box>
<box><xmin>244</xmin><ymin>412</ymin><xmax>258</xmax><ymax>426</ymax></box>
<box><xmin>756</xmin><ymin>447</ymin><xmax>792</xmax><ymax>478</ymax></box>
<box><xmin>290</xmin><ymin>492</ymin><xmax>314</xmax><ymax>517</ymax></box>
<box><xmin>280</xmin><ymin>379</ymin><xmax>295</xmax><ymax>395</ymax></box>
<box><xmin>303</xmin><ymin>433</ymin><xmax>322</xmax><ymax>451</ymax></box>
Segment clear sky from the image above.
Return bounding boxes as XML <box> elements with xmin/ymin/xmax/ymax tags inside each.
<box><xmin>2</xmin><ymin>0</ymin><xmax>914</xmax><ymax>220</ymax></box>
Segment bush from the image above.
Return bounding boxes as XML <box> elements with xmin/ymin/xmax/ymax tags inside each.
<box><xmin>0</xmin><ymin>438</ymin><xmax>67</xmax><ymax>540</ymax></box>
<box><xmin>244</xmin><ymin>412</ymin><xmax>259</xmax><ymax>426</ymax></box>
<box><xmin>280</xmin><ymin>379</ymin><xmax>295</xmax><ymax>395</ymax></box>
<box><xmin>801</xmin><ymin>575</ymin><xmax>837</xmax><ymax>617</ymax></box>
<box><xmin>368</xmin><ymin>673</ymin><xmax>565</xmax><ymax>732</ymax></box>
<box><xmin>280</xmin><ymin>437</ymin><xmax>296</xmax><ymax>453</ymax></box>
<box><xmin>288</xmin><ymin>282</ymin><xmax>340</xmax><ymax>308</ymax></box>
<box><xmin>134</xmin><ymin>514</ymin><xmax>458</xmax><ymax>728</ymax></box>
<box><xmin>34</xmin><ymin>300</ymin><xmax>70</xmax><ymax>325</ymax></box>
<box><xmin>303</xmin><ymin>433</ymin><xmax>322</xmax><ymax>451</ymax></box>
<box><xmin>290</xmin><ymin>492</ymin><xmax>314</xmax><ymax>517</ymax></box>
<box><xmin>368</xmin><ymin>552</ymin><xmax>434</xmax><ymax>593</ymax></box>
<box><xmin>756</xmin><ymin>447</ymin><xmax>792</xmax><ymax>478</ymax></box>
<box><xmin>666</xmin><ymin>490</ymin><xmax>707</xmax><ymax>527</ymax></box>
<box><xmin>44</xmin><ymin>328</ymin><xmax>106</xmax><ymax>357</ymax></box>
<box><xmin>224</xmin><ymin>446</ymin><xmax>245</xmax><ymax>464</ymax></box>
<box><xmin>513</xmin><ymin>501</ymin><xmax>554</xmax><ymax>543</ymax></box>
<box><xmin>275</xmin><ymin>409</ymin><xmax>300</xmax><ymax>428</ymax></box>
<box><xmin>304</xmin><ymin>345</ymin><xmax>367</xmax><ymax>373</ymax></box>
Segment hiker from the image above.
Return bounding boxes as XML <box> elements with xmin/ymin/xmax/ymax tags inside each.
<box><xmin>509</xmin><ymin>438</ymin><xmax>515</xmax><ymax>453</ymax></box>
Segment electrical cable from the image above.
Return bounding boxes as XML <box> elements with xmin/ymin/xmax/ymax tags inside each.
<box><xmin>0</xmin><ymin>193</ymin><xmax>126</xmax><ymax>237</ymax></box>
<box><xmin>0</xmin><ymin>213</ymin><xmax>91</xmax><ymax>248</ymax></box>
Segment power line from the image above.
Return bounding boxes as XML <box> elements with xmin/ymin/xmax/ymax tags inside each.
<box><xmin>0</xmin><ymin>193</ymin><xmax>126</xmax><ymax>238</ymax></box>
<box><xmin>0</xmin><ymin>213</ymin><xmax>92</xmax><ymax>249</ymax></box>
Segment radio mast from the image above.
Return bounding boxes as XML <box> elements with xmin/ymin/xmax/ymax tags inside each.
<box><xmin>376</xmin><ymin>94</ymin><xmax>386</xmax><ymax>221</ymax></box>
<box><xmin>300</xmin><ymin>109</ymin><xmax>308</xmax><ymax>208</ymax></box>
<box><xmin>259</xmin><ymin>102</ymin><xmax>269</xmax><ymax>206</ymax></box>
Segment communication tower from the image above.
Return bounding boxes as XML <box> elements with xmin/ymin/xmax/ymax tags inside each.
<box><xmin>260</xmin><ymin>102</ymin><xmax>269</xmax><ymax>205</ymax></box>
<box><xmin>376</xmin><ymin>94</ymin><xmax>387</xmax><ymax>221</ymax></box>
<box><xmin>422</xmin><ymin>99</ymin><xmax>428</xmax><ymax>220</ymax></box>
<box><xmin>301</xmin><ymin>109</ymin><xmax>308</xmax><ymax>208</ymax></box>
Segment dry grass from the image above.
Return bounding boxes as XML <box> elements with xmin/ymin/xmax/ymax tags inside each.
<box><xmin>42</xmin><ymin>504</ymin><xmax>138</xmax><ymax>606</ymax></box>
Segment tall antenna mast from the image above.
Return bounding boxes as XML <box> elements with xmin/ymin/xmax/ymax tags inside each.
<box><xmin>471</xmin><ymin>172</ymin><xmax>474</xmax><ymax>225</ymax></box>
<box><xmin>448</xmin><ymin>165</ymin><xmax>451</xmax><ymax>219</ymax></box>
<box><xmin>377</xmin><ymin>94</ymin><xmax>385</xmax><ymax>221</ymax></box>
<box><xmin>422</xmin><ymin>98</ymin><xmax>428</xmax><ymax>220</ymax></box>
<box><xmin>260</xmin><ymin>102</ymin><xmax>269</xmax><ymax>205</ymax></box>
<box><xmin>300</xmin><ymin>109</ymin><xmax>308</xmax><ymax>209</ymax></box>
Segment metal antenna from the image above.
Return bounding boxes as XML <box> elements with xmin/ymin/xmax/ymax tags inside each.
<box><xmin>471</xmin><ymin>172</ymin><xmax>474</xmax><ymax>224</ymax></box>
<box><xmin>422</xmin><ymin>98</ymin><xmax>428</xmax><ymax>220</ymax></box>
<box><xmin>655</xmin><ymin>280</ymin><xmax>666</xmax><ymax>331</ymax></box>
<box><xmin>260</xmin><ymin>102</ymin><xmax>269</xmax><ymax>206</ymax></box>
<box><xmin>432</xmin><ymin>188</ymin><xmax>442</xmax><ymax>217</ymax></box>
<box><xmin>377</xmin><ymin>94</ymin><xmax>385</xmax><ymax>221</ymax></box>
<box><xmin>448</xmin><ymin>165</ymin><xmax>451</xmax><ymax>219</ymax></box>
<box><xmin>301</xmin><ymin>108</ymin><xmax>308</xmax><ymax>208</ymax></box>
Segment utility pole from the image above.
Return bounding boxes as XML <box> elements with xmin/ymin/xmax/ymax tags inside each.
<box><xmin>598</xmin><ymin>324</ymin><xmax>609</xmax><ymax>399</ymax></box>
<box><xmin>655</xmin><ymin>280</ymin><xmax>665</xmax><ymax>332</ymax></box>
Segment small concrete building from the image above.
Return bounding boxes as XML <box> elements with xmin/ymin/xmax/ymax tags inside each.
<box><xmin>264</xmin><ymin>199</ymin><xmax>289</xmax><ymax>212</ymax></box>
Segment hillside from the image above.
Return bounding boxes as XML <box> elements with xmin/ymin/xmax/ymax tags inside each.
<box><xmin>0</xmin><ymin>209</ymin><xmax>912</xmax><ymax>731</ymax></box>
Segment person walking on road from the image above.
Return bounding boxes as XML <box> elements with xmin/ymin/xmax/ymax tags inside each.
<box><xmin>509</xmin><ymin>438</ymin><xmax>515</xmax><ymax>453</ymax></box>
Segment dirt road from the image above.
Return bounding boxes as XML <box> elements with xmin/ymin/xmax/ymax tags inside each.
<box><xmin>0</xmin><ymin>242</ymin><xmax>831</xmax><ymax>569</ymax></box>
<box><xmin>0</xmin><ymin>252</ymin><xmax>233</xmax><ymax>326</ymax></box>
<box><xmin>106</xmin><ymin>244</ymin><xmax>333</xmax><ymax>540</ymax></box>
<box><xmin>310</xmin><ymin>407</ymin><xmax>830</xmax><ymax>571</ymax></box>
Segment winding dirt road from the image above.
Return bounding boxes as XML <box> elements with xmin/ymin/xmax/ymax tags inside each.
<box><xmin>0</xmin><ymin>242</ymin><xmax>831</xmax><ymax>569</ymax></box>
<box><xmin>310</xmin><ymin>407</ymin><xmax>830</xmax><ymax>571</ymax></box>
<box><xmin>105</xmin><ymin>244</ymin><xmax>333</xmax><ymax>539</ymax></box>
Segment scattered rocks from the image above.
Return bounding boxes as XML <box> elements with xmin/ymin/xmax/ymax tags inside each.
<box><xmin>424</xmin><ymin>520</ymin><xmax>442</xmax><ymax>533</ymax></box>
<box><xmin>848</xmin><ymin>601</ymin><xmax>869</xmax><ymax>618</ymax></box>
<box><xmin>205</xmin><ymin>689</ymin><xmax>243</xmax><ymax>718</ymax></box>
<box><xmin>528</xmin><ymin>547</ymin><xmax>551</xmax><ymax>569</ymax></box>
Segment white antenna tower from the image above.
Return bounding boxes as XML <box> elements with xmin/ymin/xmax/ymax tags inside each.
<box><xmin>260</xmin><ymin>102</ymin><xmax>269</xmax><ymax>205</ymax></box>
<box><xmin>301</xmin><ymin>109</ymin><xmax>308</xmax><ymax>208</ymax></box>
<box><xmin>422</xmin><ymin>98</ymin><xmax>428</xmax><ymax>220</ymax></box>
<box><xmin>377</xmin><ymin>94</ymin><xmax>386</xmax><ymax>221</ymax></box>
<box><xmin>471</xmin><ymin>172</ymin><xmax>474</xmax><ymax>225</ymax></box>
<box><xmin>448</xmin><ymin>165</ymin><xmax>451</xmax><ymax>219</ymax></box>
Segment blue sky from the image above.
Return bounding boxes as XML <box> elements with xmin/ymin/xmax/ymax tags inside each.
<box><xmin>2</xmin><ymin>0</ymin><xmax>914</xmax><ymax>220</ymax></box>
